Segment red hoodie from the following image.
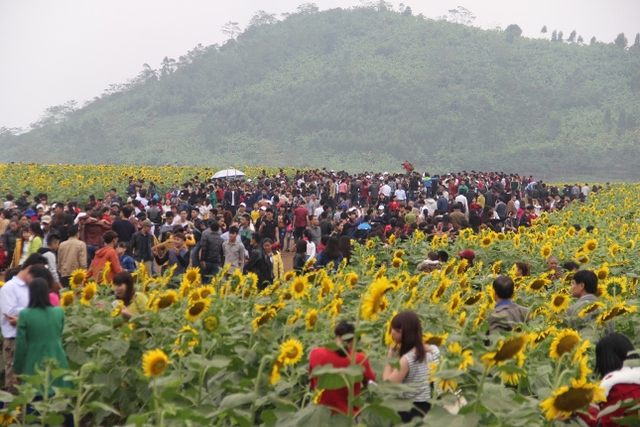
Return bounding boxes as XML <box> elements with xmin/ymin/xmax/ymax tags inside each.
<box><xmin>88</xmin><ymin>245</ymin><xmax>122</xmax><ymax>283</ymax></box>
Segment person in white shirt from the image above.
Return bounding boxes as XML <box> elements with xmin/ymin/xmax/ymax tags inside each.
<box><xmin>394</xmin><ymin>185</ymin><xmax>407</xmax><ymax>204</ymax></box>
<box><xmin>0</xmin><ymin>254</ymin><xmax>48</xmax><ymax>393</ymax></box>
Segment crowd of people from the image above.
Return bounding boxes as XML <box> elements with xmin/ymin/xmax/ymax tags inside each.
<box><xmin>0</xmin><ymin>167</ymin><xmax>633</xmax><ymax>424</ymax></box>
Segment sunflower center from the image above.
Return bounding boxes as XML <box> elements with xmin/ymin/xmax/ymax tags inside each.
<box><xmin>494</xmin><ymin>338</ymin><xmax>525</xmax><ymax>362</ymax></box>
<box><xmin>553</xmin><ymin>387</ymin><xmax>593</xmax><ymax>412</ymax></box>
<box><xmin>557</xmin><ymin>336</ymin><xmax>580</xmax><ymax>355</ymax></box>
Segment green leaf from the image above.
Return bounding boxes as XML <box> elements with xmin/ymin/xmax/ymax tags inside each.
<box><xmin>219</xmin><ymin>392</ymin><xmax>257</xmax><ymax>410</ymax></box>
<box><xmin>361</xmin><ymin>403</ymin><xmax>401</xmax><ymax>423</ymax></box>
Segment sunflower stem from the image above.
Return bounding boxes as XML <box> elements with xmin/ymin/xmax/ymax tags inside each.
<box><xmin>474</xmin><ymin>365</ymin><xmax>490</xmax><ymax>413</ymax></box>
<box><xmin>250</xmin><ymin>356</ymin><xmax>269</xmax><ymax>425</ymax></box>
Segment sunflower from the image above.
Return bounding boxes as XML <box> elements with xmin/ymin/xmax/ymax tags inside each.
<box><xmin>583</xmin><ymin>239</ymin><xmax>598</xmax><ymax>253</ymax></box>
<box><xmin>387</xmin><ymin>234</ymin><xmax>396</xmax><ymax>246</ymax></box>
<box><xmin>491</xmin><ymin>261</ymin><xmax>502</xmax><ymax>276</ymax></box>
<box><xmin>596</xmin><ymin>302</ymin><xmax>637</xmax><ymax>325</ymax></box>
<box><xmin>60</xmin><ymin>291</ymin><xmax>75</xmax><ymax>308</ymax></box>
<box><xmin>540</xmin><ymin>379</ymin><xmax>606</xmax><ymax>420</ymax></box>
<box><xmin>480</xmin><ymin>235</ymin><xmax>493</xmax><ymax>248</ymax></box>
<box><xmin>448</xmin><ymin>342</ymin><xmax>474</xmax><ymax>371</ymax></box>
<box><xmin>101</xmin><ymin>261</ymin><xmax>112</xmax><ymax>284</ymax></box>
<box><xmin>344</xmin><ymin>272</ymin><xmax>359</xmax><ymax>288</ymax></box>
<box><xmin>278</xmin><ymin>339</ymin><xmax>304</xmax><ymax>366</ymax></box>
<box><xmin>527</xmin><ymin>277</ymin><xmax>551</xmax><ymax>292</ymax></box>
<box><xmin>513</xmin><ymin>234</ymin><xmax>521</xmax><ymax>248</ymax></box>
<box><xmin>142</xmin><ymin>348</ymin><xmax>169</xmax><ymax>377</ymax></box>
<box><xmin>540</xmin><ymin>244</ymin><xmax>553</xmax><ymax>259</ymax></box>
<box><xmin>290</xmin><ymin>276</ymin><xmax>309</xmax><ymax>299</ymax></box>
<box><xmin>283</xmin><ymin>271</ymin><xmax>296</xmax><ymax>281</ymax></box>
<box><xmin>576</xmin><ymin>253</ymin><xmax>590</xmax><ymax>264</ymax></box>
<box><xmin>183</xmin><ymin>267</ymin><xmax>202</xmax><ymax>285</ymax></box>
<box><xmin>80</xmin><ymin>282</ymin><xmax>97</xmax><ymax>306</ymax></box>
<box><xmin>269</xmin><ymin>361</ymin><xmax>283</xmax><ymax>385</ymax></box>
<box><xmin>550</xmin><ymin>329</ymin><xmax>581</xmax><ymax>359</ymax></box>
<box><xmin>174</xmin><ymin>325</ymin><xmax>199</xmax><ymax>355</ymax></box>
<box><xmin>111</xmin><ymin>300</ymin><xmax>124</xmax><ymax>317</ymax></box>
<box><xmin>391</xmin><ymin>257</ymin><xmax>403</xmax><ymax>268</ymax></box>
<box><xmin>454</xmin><ymin>259</ymin><xmax>468</xmax><ymax>277</ymax></box>
<box><xmin>305</xmin><ymin>309</ymin><xmax>318</xmax><ymax>330</ymax></box>
<box><xmin>365</xmin><ymin>239</ymin><xmax>375</xmax><ymax>250</ymax></box>
<box><xmin>360</xmin><ymin>277</ymin><xmax>393</xmax><ymax>321</ymax></box>
<box><xmin>252</xmin><ymin>308</ymin><xmax>277</xmax><ymax>332</ymax></box>
<box><xmin>447</xmin><ymin>292</ymin><xmax>462</xmax><ymax>316</ymax></box>
<box><xmin>572</xmin><ymin>340</ymin><xmax>592</xmax><ymax>364</ymax></box>
<box><xmin>423</xmin><ymin>332</ymin><xmax>448</xmax><ymax>347</ymax></box>
<box><xmin>457</xmin><ymin>311</ymin><xmax>467</xmax><ymax>327</ymax></box>
<box><xmin>531</xmin><ymin>327</ymin><xmax>557</xmax><ymax>348</ymax></box>
<box><xmin>70</xmin><ymin>269</ymin><xmax>87</xmax><ymax>289</ymax></box>
<box><xmin>185</xmin><ymin>298</ymin><xmax>211</xmax><ymax>322</ymax></box>
<box><xmin>481</xmin><ymin>334</ymin><xmax>530</xmax><ymax>368</ymax></box>
<box><xmin>154</xmin><ymin>290</ymin><xmax>179</xmax><ymax>311</ymax></box>
<box><xmin>203</xmin><ymin>315</ymin><xmax>219</xmax><ymax>332</ymax></box>
<box><xmin>577</xmin><ymin>302</ymin><xmax>605</xmax><ymax>319</ymax></box>
<box><xmin>463</xmin><ymin>292</ymin><xmax>484</xmax><ymax>306</ymax></box>
<box><xmin>549</xmin><ymin>293</ymin><xmax>570</xmax><ymax>314</ymax></box>
<box><xmin>576</xmin><ymin>355</ymin><xmax>593</xmax><ymax>382</ymax></box>
<box><xmin>595</xmin><ymin>263</ymin><xmax>610</xmax><ymax>281</ymax></box>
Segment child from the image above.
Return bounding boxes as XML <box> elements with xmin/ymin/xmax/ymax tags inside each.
<box><xmin>116</xmin><ymin>242</ymin><xmax>136</xmax><ymax>272</ymax></box>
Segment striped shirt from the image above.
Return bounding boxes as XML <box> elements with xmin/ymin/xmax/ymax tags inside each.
<box><xmin>402</xmin><ymin>346</ymin><xmax>440</xmax><ymax>401</ymax></box>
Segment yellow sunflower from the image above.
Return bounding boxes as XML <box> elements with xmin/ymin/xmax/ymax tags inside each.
<box><xmin>111</xmin><ymin>300</ymin><xmax>124</xmax><ymax>317</ymax></box>
<box><xmin>142</xmin><ymin>348</ymin><xmax>169</xmax><ymax>377</ymax></box>
<box><xmin>550</xmin><ymin>329</ymin><xmax>581</xmax><ymax>359</ymax></box>
<box><xmin>269</xmin><ymin>361</ymin><xmax>283</xmax><ymax>385</ymax></box>
<box><xmin>447</xmin><ymin>292</ymin><xmax>462</xmax><ymax>316</ymax></box>
<box><xmin>60</xmin><ymin>291</ymin><xmax>75</xmax><ymax>308</ymax></box>
<box><xmin>596</xmin><ymin>302</ymin><xmax>637</xmax><ymax>325</ymax></box>
<box><xmin>463</xmin><ymin>292</ymin><xmax>484</xmax><ymax>306</ymax></box>
<box><xmin>391</xmin><ymin>257</ymin><xmax>403</xmax><ymax>268</ymax></box>
<box><xmin>80</xmin><ymin>282</ymin><xmax>97</xmax><ymax>306</ymax></box>
<box><xmin>583</xmin><ymin>239</ymin><xmax>598</xmax><ymax>253</ymax></box>
<box><xmin>448</xmin><ymin>342</ymin><xmax>474</xmax><ymax>371</ymax></box>
<box><xmin>549</xmin><ymin>293</ymin><xmax>570</xmax><ymax>314</ymax></box>
<box><xmin>423</xmin><ymin>332</ymin><xmax>448</xmax><ymax>347</ymax></box>
<box><xmin>203</xmin><ymin>315</ymin><xmax>219</xmax><ymax>332</ymax></box>
<box><xmin>277</xmin><ymin>339</ymin><xmax>304</xmax><ymax>366</ymax></box>
<box><xmin>185</xmin><ymin>298</ymin><xmax>211</xmax><ymax>322</ymax></box>
<box><xmin>305</xmin><ymin>309</ymin><xmax>318</xmax><ymax>330</ymax></box>
<box><xmin>527</xmin><ymin>277</ymin><xmax>551</xmax><ymax>292</ymax></box>
<box><xmin>283</xmin><ymin>271</ymin><xmax>296</xmax><ymax>281</ymax></box>
<box><xmin>183</xmin><ymin>267</ymin><xmax>202</xmax><ymax>285</ymax></box>
<box><xmin>154</xmin><ymin>290</ymin><xmax>179</xmax><ymax>311</ymax></box>
<box><xmin>480</xmin><ymin>235</ymin><xmax>493</xmax><ymax>248</ymax></box>
<box><xmin>481</xmin><ymin>333</ymin><xmax>530</xmax><ymax>368</ymax></box>
<box><xmin>540</xmin><ymin>379</ymin><xmax>605</xmax><ymax>420</ymax></box>
<box><xmin>595</xmin><ymin>263</ymin><xmax>610</xmax><ymax>281</ymax></box>
<box><xmin>531</xmin><ymin>327</ymin><xmax>557</xmax><ymax>348</ymax></box>
<box><xmin>70</xmin><ymin>269</ymin><xmax>87</xmax><ymax>289</ymax></box>
<box><xmin>344</xmin><ymin>272</ymin><xmax>359</xmax><ymax>288</ymax></box>
<box><xmin>290</xmin><ymin>276</ymin><xmax>309</xmax><ymax>299</ymax></box>
<box><xmin>360</xmin><ymin>277</ymin><xmax>393</xmax><ymax>321</ymax></box>
<box><xmin>252</xmin><ymin>308</ymin><xmax>277</xmax><ymax>332</ymax></box>
<box><xmin>174</xmin><ymin>325</ymin><xmax>199</xmax><ymax>355</ymax></box>
<box><xmin>540</xmin><ymin>244</ymin><xmax>553</xmax><ymax>259</ymax></box>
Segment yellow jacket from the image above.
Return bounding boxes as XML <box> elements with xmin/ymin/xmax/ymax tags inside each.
<box><xmin>272</xmin><ymin>251</ymin><xmax>284</xmax><ymax>281</ymax></box>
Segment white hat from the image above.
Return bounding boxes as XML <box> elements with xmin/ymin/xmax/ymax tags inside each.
<box><xmin>239</xmin><ymin>202</ymin><xmax>246</xmax><ymax>207</ymax></box>
<box><xmin>378</xmin><ymin>205</ymin><xmax>385</xmax><ymax>210</ymax></box>
<box><xmin>260</xmin><ymin>206</ymin><xmax>267</xmax><ymax>211</ymax></box>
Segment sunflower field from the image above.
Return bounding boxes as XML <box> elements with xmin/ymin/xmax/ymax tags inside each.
<box><xmin>2</xmin><ymin>182</ymin><xmax>640</xmax><ymax>426</ymax></box>
<box><xmin>0</xmin><ymin>163</ymin><xmax>295</xmax><ymax>201</ymax></box>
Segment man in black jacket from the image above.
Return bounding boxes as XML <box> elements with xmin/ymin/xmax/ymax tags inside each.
<box><xmin>244</xmin><ymin>233</ymin><xmax>273</xmax><ymax>291</ymax></box>
<box><xmin>200</xmin><ymin>221</ymin><xmax>224</xmax><ymax>284</ymax></box>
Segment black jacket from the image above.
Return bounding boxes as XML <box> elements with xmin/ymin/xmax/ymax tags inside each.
<box><xmin>200</xmin><ymin>230</ymin><xmax>224</xmax><ymax>264</ymax></box>
<box><xmin>244</xmin><ymin>247</ymin><xmax>274</xmax><ymax>290</ymax></box>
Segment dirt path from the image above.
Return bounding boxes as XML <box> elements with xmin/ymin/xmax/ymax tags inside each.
<box><xmin>281</xmin><ymin>249</ymin><xmax>294</xmax><ymax>272</ymax></box>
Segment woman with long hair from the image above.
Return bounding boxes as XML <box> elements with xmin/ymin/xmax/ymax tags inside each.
<box><xmin>576</xmin><ymin>333</ymin><xmax>640</xmax><ymax>426</ymax></box>
<box><xmin>112</xmin><ymin>271</ymin><xmax>148</xmax><ymax>319</ymax></box>
<box><xmin>337</xmin><ymin>235</ymin><xmax>352</xmax><ymax>265</ymax></box>
<box><xmin>314</xmin><ymin>236</ymin><xmax>343</xmax><ymax>271</ymax></box>
<box><xmin>27</xmin><ymin>221</ymin><xmax>44</xmax><ymax>257</ymax></box>
<box><xmin>292</xmin><ymin>240</ymin><xmax>307</xmax><ymax>273</ymax></box>
<box><xmin>262</xmin><ymin>238</ymin><xmax>284</xmax><ymax>281</ymax></box>
<box><xmin>383</xmin><ymin>311</ymin><xmax>440</xmax><ymax>422</ymax></box>
<box><xmin>13</xmin><ymin>278</ymin><xmax>73</xmax><ymax>422</ymax></box>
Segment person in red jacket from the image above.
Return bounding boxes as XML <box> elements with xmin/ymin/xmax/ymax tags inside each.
<box><xmin>88</xmin><ymin>231</ymin><xmax>122</xmax><ymax>283</ymax></box>
<box><xmin>577</xmin><ymin>333</ymin><xmax>640</xmax><ymax>427</ymax></box>
<box><xmin>309</xmin><ymin>321</ymin><xmax>375</xmax><ymax>416</ymax></box>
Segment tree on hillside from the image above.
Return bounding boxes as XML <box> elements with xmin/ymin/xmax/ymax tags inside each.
<box><xmin>30</xmin><ymin>101</ymin><xmax>77</xmax><ymax>129</ymax></box>
<box><xmin>577</xmin><ymin>35</ymin><xmax>584</xmax><ymax>44</ymax></box>
<box><xmin>590</xmin><ymin>36</ymin><xmax>597</xmax><ymax>45</ymax></box>
<box><xmin>403</xmin><ymin>6</ymin><xmax>412</xmax><ymax>16</ymax></box>
<box><xmin>296</xmin><ymin>3</ymin><xmax>319</xmax><ymax>14</ymax></box>
<box><xmin>160</xmin><ymin>57</ymin><xmax>177</xmax><ymax>78</ymax></box>
<box><xmin>446</xmin><ymin>6</ymin><xmax>475</xmax><ymax>25</ymax></box>
<box><xmin>568</xmin><ymin>30</ymin><xmax>576</xmax><ymax>43</ymax></box>
<box><xmin>557</xmin><ymin>31</ymin><xmax>564</xmax><ymax>42</ymax></box>
<box><xmin>221</xmin><ymin>21</ymin><xmax>241</xmax><ymax>39</ymax></box>
<box><xmin>634</xmin><ymin>33</ymin><xmax>640</xmax><ymax>48</ymax></box>
<box><xmin>614</xmin><ymin>33</ymin><xmax>628</xmax><ymax>48</ymax></box>
<box><xmin>505</xmin><ymin>24</ymin><xmax>522</xmax><ymax>43</ymax></box>
<box><xmin>541</xmin><ymin>25</ymin><xmax>547</xmax><ymax>34</ymax></box>
<box><xmin>551</xmin><ymin>30</ymin><xmax>557</xmax><ymax>42</ymax></box>
<box><xmin>248</xmin><ymin>11</ymin><xmax>279</xmax><ymax>28</ymax></box>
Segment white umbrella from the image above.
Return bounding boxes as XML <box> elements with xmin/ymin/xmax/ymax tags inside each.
<box><xmin>211</xmin><ymin>168</ymin><xmax>246</xmax><ymax>179</ymax></box>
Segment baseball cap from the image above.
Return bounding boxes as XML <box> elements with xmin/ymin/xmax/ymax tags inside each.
<box><xmin>457</xmin><ymin>249</ymin><xmax>476</xmax><ymax>260</ymax></box>
<box><xmin>40</xmin><ymin>215</ymin><xmax>52</xmax><ymax>224</ymax></box>
<box><xmin>142</xmin><ymin>219</ymin><xmax>152</xmax><ymax>227</ymax></box>
<box><xmin>239</xmin><ymin>202</ymin><xmax>246</xmax><ymax>207</ymax></box>
<box><xmin>260</xmin><ymin>206</ymin><xmax>267</xmax><ymax>211</ymax></box>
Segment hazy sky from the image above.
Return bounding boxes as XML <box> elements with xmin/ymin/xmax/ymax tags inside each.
<box><xmin>1</xmin><ymin>0</ymin><xmax>638</xmax><ymax>130</ymax></box>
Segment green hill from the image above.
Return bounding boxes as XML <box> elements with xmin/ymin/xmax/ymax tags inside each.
<box><xmin>2</xmin><ymin>6</ymin><xmax>640</xmax><ymax>179</ymax></box>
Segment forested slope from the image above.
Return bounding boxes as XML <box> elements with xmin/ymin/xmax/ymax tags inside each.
<box><xmin>2</xmin><ymin>6</ymin><xmax>639</xmax><ymax>179</ymax></box>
